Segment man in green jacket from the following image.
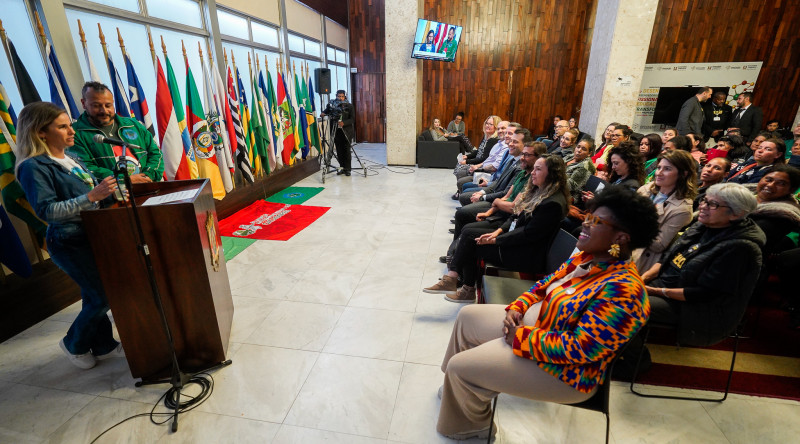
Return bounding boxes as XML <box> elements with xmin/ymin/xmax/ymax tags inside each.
<box><xmin>439</xmin><ymin>27</ymin><xmax>458</xmax><ymax>61</ymax></box>
<box><xmin>69</xmin><ymin>82</ymin><xmax>163</xmax><ymax>183</ymax></box>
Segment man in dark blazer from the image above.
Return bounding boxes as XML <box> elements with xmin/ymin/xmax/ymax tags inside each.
<box><xmin>702</xmin><ymin>91</ymin><xmax>733</xmax><ymax>142</ymax></box>
<box><xmin>676</xmin><ymin>86</ymin><xmax>712</xmax><ymax>137</ymax></box>
<box><xmin>322</xmin><ymin>90</ymin><xmax>355</xmax><ymax>175</ymax></box>
<box><xmin>547</xmin><ymin>119</ymin><xmax>569</xmax><ymax>153</ymax></box>
<box><xmin>728</xmin><ymin>91</ymin><xmax>763</xmax><ymax>143</ymax></box>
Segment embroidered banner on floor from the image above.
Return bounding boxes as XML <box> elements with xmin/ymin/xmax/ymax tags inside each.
<box><xmin>265</xmin><ymin>186</ymin><xmax>324</xmax><ymax>205</ymax></box>
<box><xmin>222</xmin><ymin>236</ymin><xmax>257</xmax><ymax>261</ymax></box>
<box><xmin>218</xmin><ymin>200</ymin><xmax>329</xmax><ymax>241</ymax></box>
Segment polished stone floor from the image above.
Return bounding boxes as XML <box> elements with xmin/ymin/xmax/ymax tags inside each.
<box><xmin>1</xmin><ymin>143</ymin><xmax>799</xmax><ymax>443</ymax></box>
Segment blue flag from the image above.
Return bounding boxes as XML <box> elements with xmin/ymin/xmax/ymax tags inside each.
<box><xmin>107</xmin><ymin>53</ymin><xmax>132</xmax><ymax>118</ymax></box>
<box><xmin>124</xmin><ymin>54</ymin><xmax>154</xmax><ymax>135</ymax></box>
<box><xmin>45</xmin><ymin>42</ymin><xmax>79</xmax><ymax>120</ymax></box>
<box><xmin>0</xmin><ymin>206</ymin><xmax>32</xmax><ymax>278</ymax></box>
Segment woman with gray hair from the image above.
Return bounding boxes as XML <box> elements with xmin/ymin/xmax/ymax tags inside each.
<box><xmin>638</xmin><ymin>182</ymin><xmax>766</xmax><ymax>347</ymax></box>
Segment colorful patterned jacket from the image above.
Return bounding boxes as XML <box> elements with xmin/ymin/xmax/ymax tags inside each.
<box><xmin>506</xmin><ymin>251</ymin><xmax>649</xmax><ymax>393</ymax></box>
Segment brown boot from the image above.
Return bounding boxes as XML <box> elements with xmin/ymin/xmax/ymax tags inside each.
<box><xmin>423</xmin><ymin>275</ymin><xmax>458</xmax><ymax>295</ymax></box>
<box><xmin>445</xmin><ymin>285</ymin><xmax>475</xmax><ymax>303</ymax></box>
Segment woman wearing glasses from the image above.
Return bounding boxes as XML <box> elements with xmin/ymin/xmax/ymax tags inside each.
<box><xmin>436</xmin><ymin>186</ymin><xmax>659</xmax><ymax>440</ymax></box>
<box><xmin>639</xmin><ymin>182</ymin><xmax>765</xmax><ymax>347</ymax></box>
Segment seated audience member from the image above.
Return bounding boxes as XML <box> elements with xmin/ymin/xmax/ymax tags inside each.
<box><xmin>746</xmin><ymin>164</ymin><xmax>800</xmax><ymax>257</ymax></box>
<box><xmin>456</xmin><ymin>121</ymin><xmax>512</xmax><ymax>192</ymax></box>
<box><xmin>459</xmin><ymin>128</ymin><xmax>528</xmax><ymax>204</ymax></box>
<box><xmin>452</xmin><ymin>115</ymin><xmax>501</xmax><ymax>187</ymax></box>
<box><xmin>776</xmin><ymin>247</ymin><xmax>800</xmax><ymax>328</ymax></box>
<box><xmin>435</xmin><ymin>186</ymin><xmax>659</xmax><ymax>440</ymax></box>
<box><xmin>424</xmin><ymin>155</ymin><xmax>569</xmax><ymax>302</ymax></box>
<box><xmin>546</xmin><ymin>115</ymin><xmax>562</xmax><ymax>140</ymax></box>
<box><xmin>727</xmin><ymin>131</ymin><xmax>769</xmax><ymax>176</ymax></box>
<box><xmin>594</xmin><ymin>124</ymin><xmax>632</xmax><ymax>169</ymax></box>
<box><xmin>727</xmin><ymin>138</ymin><xmax>786</xmax><ymax>184</ymax></box>
<box><xmin>591</xmin><ymin>122</ymin><xmax>620</xmax><ymax>165</ymax></box>
<box><xmin>443</xmin><ymin>141</ymin><xmax>543</xmax><ymax>264</ymax></box>
<box><xmin>694</xmin><ymin>157</ymin><xmax>731</xmax><ymax>210</ymax></box>
<box><xmin>664</xmin><ymin>135</ymin><xmax>691</xmax><ymax>152</ymax></box>
<box><xmin>592</xmin><ymin>141</ymin><xmax>643</xmax><ymax>192</ymax></box>
<box><xmin>639</xmin><ymin>183</ymin><xmax>765</xmax><ymax>347</ymax></box>
<box><xmin>640</xmin><ymin>133</ymin><xmax>663</xmax><ymax>183</ymax></box>
<box><xmin>662</xmin><ymin>127</ymin><xmax>678</xmax><ymax>145</ymax></box>
<box><xmin>785</xmin><ymin>122</ymin><xmax>800</xmax><ymax>159</ymax></box>
<box><xmin>546</xmin><ymin>120</ymin><xmax>570</xmax><ymax>153</ymax></box>
<box><xmin>706</xmin><ymin>135</ymin><xmax>749</xmax><ymax>166</ymax></box>
<box><xmin>565</xmin><ymin>138</ymin><xmax>597</xmax><ymax>203</ymax></box>
<box><xmin>429</xmin><ymin>118</ymin><xmax>449</xmax><ymax>141</ymax></box>
<box><xmin>550</xmin><ymin>128</ymin><xmax>579</xmax><ymax>160</ymax></box>
<box><xmin>790</xmin><ymin>138</ymin><xmax>800</xmax><ymax>168</ymax></box>
<box><xmin>634</xmin><ymin>150</ymin><xmax>697</xmax><ymax>273</ymax></box>
<box><xmin>686</xmin><ymin>132</ymin><xmax>706</xmax><ymax>164</ymax></box>
<box><xmin>765</xmin><ymin>119</ymin><xmax>780</xmax><ymax>133</ymax></box>
<box><xmin>447</xmin><ymin>111</ymin><xmax>466</xmax><ymax>136</ymax></box>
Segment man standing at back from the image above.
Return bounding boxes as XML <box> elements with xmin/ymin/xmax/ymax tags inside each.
<box><xmin>728</xmin><ymin>91</ymin><xmax>763</xmax><ymax>143</ymax></box>
<box><xmin>70</xmin><ymin>82</ymin><xmax>163</xmax><ymax>182</ymax></box>
<box><xmin>676</xmin><ymin>86</ymin><xmax>712</xmax><ymax>137</ymax></box>
<box><xmin>703</xmin><ymin>91</ymin><xmax>733</xmax><ymax>142</ymax></box>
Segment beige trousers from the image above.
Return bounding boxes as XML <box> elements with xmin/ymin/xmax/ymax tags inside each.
<box><xmin>437</xmin><ymin>303</ymin><xmax>595</xmax><ymax>437</ymax></box>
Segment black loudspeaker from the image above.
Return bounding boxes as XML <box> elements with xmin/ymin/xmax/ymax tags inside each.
<box><xmin>314</xmin><ymin>68</ymin><xmax>332</xmax><ymax>94</ymax></box>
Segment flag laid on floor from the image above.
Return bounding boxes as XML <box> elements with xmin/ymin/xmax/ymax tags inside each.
<box><xmin>185</xmin><ymin>59</ymin><xmax>226</xmax><ymax>199</ymax></box>
<box><xmin>226</xmin><ymin>66</ymin><xmax>253</xmax><ymax>183</ymax></box>
<box><xmin>7</xmin><ymin>40</ymin><xmax>41</xmax><ymax>105</ymax></box>
<box><xmin>202</xmin><ymin>58</ymin><xmax>234</xmax><ymax>191</ymax></box>
<box><xmin>164</xmin><ymin>54</ymin><xmax>198</xmax><ymax>179</ymax></box>
<box><xmin>125</xmin><ymin>54</ymin><xmax>155</xmax><ymax>136</ymax></box>
<box><xmin>0</xmin><ymin>206</ymin><xmax>32</xmax><ymax>278</ymax></box>
<box><xmin>276</xmin><ymin>71</ymin><xmax>297</xmax><ymax>165</ymax></box>
<box><xmin>106</xmin><ymin>52</ymin><xmax>133</xmax><ymax>118</ymax></box>
<box><xmin>45</xmin><ymin>41</ymin><xmax>79</xmax><ymax>120</ymax></box>
<box><xmin>218</xmin><ymin>200</ymin><xmax>330</xmax><ymax>241</ymax></box>
<box><xmin>154</xmin><ymin>56</ymin><xmax>191</xmax><ymax>181</ymax></box>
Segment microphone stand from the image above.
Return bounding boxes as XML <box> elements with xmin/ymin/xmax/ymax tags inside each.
<box><xmin>113</xmin><ymin>146</ymin><xmax>230</xmax><ymax>433</ymax></box>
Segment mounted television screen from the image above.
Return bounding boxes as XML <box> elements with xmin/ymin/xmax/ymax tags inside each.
<box><xmin>652</xmin><ymin>86</ymin><xmax>730</xmax><ymax>125</ymax></box>
<box><xmin>411</xmin><ymin>19</ymin><xmax>462</xmax><ymax>62</ymax></box>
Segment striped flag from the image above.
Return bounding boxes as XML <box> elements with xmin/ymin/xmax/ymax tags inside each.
<box><xmin>185</xmin><ymin>60</ymin><xmax>226</xmax><ymax>199</ymax></box>
<box><xmin>45</xmin><ymin>41</ymin><xmax>79</xmax><ymax>120</ymax></box>
<box><xmin>227</xmin><ymin>67</ymin><xmax>253</xmax><ymax>182</ymax></box>
<box><xmin>164</xmin><ymin>55</ymin><xmax>198</xmax><ymax>179</ymax></box>
<box><xmin>277</xmin><ymin>71</ymin><xmax>297</xmax><ymax>165</ymax></box>
<box><xmin>7</xmin><ymin>40</ymin><xmax>41</xmax><ymax>105</ymax></box>
<box><xmin>201</xmin><ymin>58</ymin><xmax>234</xmax><ymax>191</ymax></box>
<box><xmin>154</xmin><ymin>57</ymin><xmax>191</xmax><ymax>181</ymax></box>
<box><xmin>124</xmin><ymin>54</ymin><xmax>155</xmax><ymax>136</ymax></box>
<box><xmin>236</xmin><ymin>68</ymin><xmax>260</xmax><ymax>176</ymax></box>
<box><xmin>106</xmin><ymin>52</ymin><xmax>132</xmax><ymax>118</ymax></box>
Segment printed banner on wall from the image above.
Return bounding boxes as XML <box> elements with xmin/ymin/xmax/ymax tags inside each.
<box><xmin>633</xmin><ymin>62</ymin><xmax>763</xmax><ymax>134</ymax></box>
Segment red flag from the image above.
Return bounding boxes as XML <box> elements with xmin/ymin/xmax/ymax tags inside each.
<box><xmin>155</xmin><ymin>56</ymin><xmax>192</xmax><ymax>180</ymax></box>
<box><xmin>276</xmin><ymin>72</ymin><xmax>297</xmax><ymax>165</ymax></box>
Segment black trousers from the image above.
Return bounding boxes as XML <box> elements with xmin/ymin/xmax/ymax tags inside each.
<box><xmin>335</xmin><ymin>128</ymin><xmax>351</xmax><ymax>172</ymax></box>
<box><xmin>450</xmin><ymin>226</ymin><xmax>503</xmax><ymax>287</ymax></box>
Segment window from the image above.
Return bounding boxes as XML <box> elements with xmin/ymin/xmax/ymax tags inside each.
<box><xmin>145</xmin><ymin>0</ymin><xmax>202</xmax><ymax>29</ymax></box>
<box><xmin>0</xmin><ymin>0</ymin><xmax>48</xmax><ymax>109</ymax></box>
<box><xmin>222</xmin><ymin>42</ymin><xmax>255</xmax><ymax>103</ymax></box>
<box><xmin>324</xmin><ymin>45</ymin><xmax>349</xmax><ymax>100</ymax></box>
<box><xmin>326</xmin><ymin>47</ymin><xmax>335</xmax><ymax>62</ymax></box>
<box><xmin>336</xmin><ymin>49</ymin><xmax>347</xmax><ymax>64</ymax></box>
<box><xmin>217</xmin><ymin>8</ymin><xmax>249</xmax><ymax>41</ymax></box>
<box><xmin>291</xmin><ymin>56</ymin><xmax>321</xmax><ymax>112</ymax></box>
<box><xmin>287</xmin><ymin>34</ymin><xmax>304</xmax><ymax>53</ymax></box>
<box><xmin>251</xmin><ymin>22</ymin><xmax>279</xmax><ymax>49</ymax></box>
<box><xmin>82</xmin><ymin>0</ymin><xmax>139</xmax><ymax>13</ymax></box>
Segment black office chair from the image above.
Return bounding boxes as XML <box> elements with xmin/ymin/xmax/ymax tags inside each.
<box><xmin>486</xmin><ymin>343</ymin><xmax>628</xmax><ymax>444</ymax></box>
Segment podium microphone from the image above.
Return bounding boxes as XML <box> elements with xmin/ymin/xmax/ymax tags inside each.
<box><xmin>92</xmin><ymin>133</ymin><xmax>142</xmax><ymax>151</ymax></box>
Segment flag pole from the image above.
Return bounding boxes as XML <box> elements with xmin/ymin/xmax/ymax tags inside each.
<box><xmin>33</xmin><ymin>11</ymin><xmax>46</xmax><ymax>50</ymax></box>
<box><xmin>98</xmin><ymin>23</ymin><xmax>110</xmax><ymax>73</ymax></box>
<box><xmin>116</xmin><ymin>27</ymin><xmax>127</xmax><ymax>58</ymax></box>
<box><xmin>181</xmin><ymin>39</ymin><xmax>187</xmax><ymax>67</ymax></box>
<box><xmin>230</xmin><ymin>51</ymin><xmax>239</xmax><ymax>100</ymax></box>
<box><xmin>147</xmin><ymin>30</ymin><xmax>156</xmax><ymax>69</ymax></box>
<box><xmin>0</xmin><ymin>19</ymin><xmax>20</xmax><ymax>90</ymax></box>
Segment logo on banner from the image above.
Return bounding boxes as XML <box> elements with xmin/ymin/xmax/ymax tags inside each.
<box><xmin>193</xmin><ymin>130</ymin><xmax>215</xmax><ymax>159</ymax></box>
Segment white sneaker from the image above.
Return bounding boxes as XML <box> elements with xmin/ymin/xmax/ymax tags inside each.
<box><xmin>59</xmin><ymin>339</ymin><xmax>96</xmax><ymax>369</ymax></box>
<box><xmin>95</xmin><ymin>343</ymin><xmax>125</xmax><ymax>361</ymax></box>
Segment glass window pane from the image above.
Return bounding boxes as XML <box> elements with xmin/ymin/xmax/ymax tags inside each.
<box><xmin>217</xmin><ymin>9</ymin><xmax>249</xmax><ymax>41</ymax></box>
<box><xmin>146</xmin><ymin>0</ymin><xmax>202</xmax><ymax>29</ymax></box>
<box><xmin>326</xmin><ymin>47</ymin><xmax>335</xmax><ymax>62</ymax></box>
<box><xmin>287</xmin><ymin>34</ymin><xmax>304</xmax><ymax>53</ymax></box>
<box><xmin>303</xmin><ymin>39</ymin><xmax>320</xmax><ymax>58</ymax></box>
<box><xmin>0</xmin><ymin>0</ymin><xmax>48</xmax><ymax>109</ymax></box>
<box><xmin>84</xmin><ymin>0</ymin><xmax>139</xmax><ymax>12</ymax></box>
<box><xmin>252</xmin><ymin>22</ymin><xmax>279</xmax><ymax>48</ymax></box>
<box><xmin>337</xmin><ymin>66</ymin><xmax>349</xmax><ymax>94</ymax></box>
<box><xmin>336</xmin><ymin>50</ymin><xmax>347</xmax><ymax>64</ymax></box>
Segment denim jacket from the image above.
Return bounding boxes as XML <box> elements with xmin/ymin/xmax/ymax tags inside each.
<box><xmin>16</xmin><ymin>154</ymin><xmax>100</xmax><ymax>231</ymax></box>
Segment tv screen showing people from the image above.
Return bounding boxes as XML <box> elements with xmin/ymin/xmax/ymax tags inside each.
<box><xmin>411</xmin><ymin>19</ymin><xmax>463</xmax><ymax>62</ymax></box>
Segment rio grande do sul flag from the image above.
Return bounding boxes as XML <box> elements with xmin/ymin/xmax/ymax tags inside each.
<box><xmin>185</xmin><ymin>59</ymin><xmax>226</xmax><ymax>199</ymax></box>
<box><xmin>218</xmin><ymin>200</ymin><xmax>329</xmax><ymax>241</ymax></box>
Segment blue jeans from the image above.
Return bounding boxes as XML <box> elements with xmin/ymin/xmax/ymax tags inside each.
<box><xmin>462</xmin><ymin>182</ymin><xmax>480</xmax><ymax>192</ymax></box>
<box><xmin>47</xmin><ymin>224</ymin><xmax>119</xmax><ymax>355</ymax></box>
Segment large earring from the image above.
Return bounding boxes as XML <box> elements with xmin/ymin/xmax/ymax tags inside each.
<box><xmin>608</xmin><ymin>243</ymin><xmax>620</xmax><ymax>258</ymax></box>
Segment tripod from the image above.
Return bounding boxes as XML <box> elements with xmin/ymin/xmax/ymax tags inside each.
<box><xmin>113</xmin><ymin>152</ymin><xmax>231</xmax><ymax>433</ymax></box>
<box><xmin>317</xmin><ymin>94</ymin><xmax>367</xmax><ymax>181</ymax></box>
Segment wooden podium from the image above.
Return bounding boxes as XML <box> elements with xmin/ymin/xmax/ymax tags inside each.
<box><xmin>82</xmin><ymin>179</ymin><xmax>233</xmax><ymax>380</ymax></box>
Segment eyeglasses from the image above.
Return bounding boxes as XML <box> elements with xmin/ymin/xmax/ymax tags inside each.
<box><xmin>610</xmin><ymin>134</ymin><xmax>623</xmax><ymax>139</ymax></box>
<box><xmin>698</xmin><ymin>197</ymin><xmax>730</xmax><ymax>210</ymax></box>
<box><xmin>583</xmin><ymin>213</ymin><xmax>620</xmax><ymax>229</ymax></box>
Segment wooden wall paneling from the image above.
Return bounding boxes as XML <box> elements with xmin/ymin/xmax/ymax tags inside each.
<box><xmin>647</xmin><ymin>0</ymin><xmax>800</xmax><ymax>127</ymax></box>
<box><xmin>422</xmin><ymin>0</ymin><xmax>597</xmax><ymax>143</ymax></box>
<box><xmin>348</xmin><ymin>0</ymin><xmax>386</xmax><ymax>142</ymax></box>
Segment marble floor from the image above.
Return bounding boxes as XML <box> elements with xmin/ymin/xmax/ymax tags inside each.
<box><xmin>2</xmin><ymin>143</ymin><xmax>799</xmax><ymax>443</ymax></box>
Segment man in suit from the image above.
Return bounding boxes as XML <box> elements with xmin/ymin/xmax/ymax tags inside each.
<box><xmin>728</xmin><ymin>91</ymin><xmax>763</xmax><ymax>143</ymax></box>
<box><xmin>547</xmin><ymin>120</ymin><xmax>569</xmax><ymax>153</ymax></box>
<box><xmin>703</xmin><ymin>91</ymin><xmax>733</xmax><ymax>142</ymax></box>
<box><xmin>676</xmin><ymin>86</ymin><xmax>712</xmax><ymax>137</ymax></box>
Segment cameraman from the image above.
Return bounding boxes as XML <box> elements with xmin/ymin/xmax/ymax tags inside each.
<box><xmin>321</xmin><ymin>90</ymin><xmax>355</xmax><ymax>176</ymax></box>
